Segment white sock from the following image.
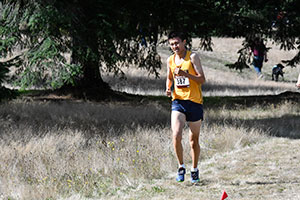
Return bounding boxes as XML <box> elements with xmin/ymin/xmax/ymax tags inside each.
<box><xmin>179</xmin><ymin>164</ymin><xmax>185</xmax><ymax>169</ymax></box>
<box><xmin>191</xmin><ymin>167</ymin><xmax>198</xmax><ymax>172</ymax></box>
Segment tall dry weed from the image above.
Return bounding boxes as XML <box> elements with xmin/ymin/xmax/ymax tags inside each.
<box><xmin>0</xmin><ymin>126</ymin><xmax>176</xmax><ymax>200</ymax></box>
<box><xmin>2</xmin><ymin>100</ymin><xmax>294</xmax><ymax>199</ymax></box>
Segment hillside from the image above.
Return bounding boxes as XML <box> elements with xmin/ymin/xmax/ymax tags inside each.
<box><xmin>103</xmin><ymin>37</ymin><xmax>300</xmax><ymax>97</ymax></box>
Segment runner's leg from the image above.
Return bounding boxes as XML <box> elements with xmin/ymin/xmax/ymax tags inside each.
<box><xmin>171</xmin><ymin>111</ymin><xmax>186</xmax><ymax>165</ymax></box>
<box><xmin>188</xmin><ymin>120</ymin><xmax>201</xmax><ymax>168</ymax></box>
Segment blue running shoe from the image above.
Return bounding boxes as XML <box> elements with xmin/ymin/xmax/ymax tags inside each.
<box><xmin>176</xmin><ymin>167</ymin><xmax>186</xmax><ymax>182</ymax></box>
<box><xmin>191</xmin><ymin>169</ymin><xmax>199</xmax><ymax>183</ymax></box>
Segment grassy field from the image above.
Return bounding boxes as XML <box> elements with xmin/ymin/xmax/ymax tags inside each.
<box><xmin>103</xmin><ymin>37</ymin><xmax>300</xmax><ymax>97</ymax></box>
<box><xmin>1</xmin><ymin>37</ymin><xmax>300</xmax><ymax>200</ymax></box>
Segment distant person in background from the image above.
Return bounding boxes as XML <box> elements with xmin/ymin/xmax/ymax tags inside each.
<box><xmin>166</xmin><ymin>31</ymin><xmax>205</xmax><ymax>183</ymax></box>
<box><xmin>249</xmin><ymin>37</ymin><xmax>268</xmax><ymax>78</ymax></box>
<box><xmin>296</xmin><ymin>73</ymin><xmax>300</xmax><ymax>88</ymax></box>
<box><xmin>272</xmin><ymin>63</ymin><xmax>285</xmax><ymax>81</ymax></box>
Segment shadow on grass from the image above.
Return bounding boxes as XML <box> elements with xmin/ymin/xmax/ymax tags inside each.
<box><xmin>204</xmin><ymin>91</ymin><xmax>300</xmax><ymax>109</ymax></box>
<box><xmin>243</xmin><ymin>114</ymin><xmax>300</xmax><ymax>139</ymax></box>
<box><xmin>206</xmin><ymin>113</ymin><xmax>300</xmax><ymax>139</ymax></box>
<box><xmin>2</xmin><ymin>87</ymin><xmax>299</xmax><ymax>140</ymax></box>
<box><xmin>203</xmin><ymin>92</ymin><xmax>300</xmax><ymax>139</ymax></box>
<box><xmin>0</xmin><ymin>99</ymin><xmax>171</xmax><ymax>143</ymax></box>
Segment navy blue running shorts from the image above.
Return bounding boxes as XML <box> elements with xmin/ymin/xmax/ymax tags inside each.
<box><xmin>171</xmin><ymin>99</ymin><xmax>204</xmax><ymax>122</ymax></box>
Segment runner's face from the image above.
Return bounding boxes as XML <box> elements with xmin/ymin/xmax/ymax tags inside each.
<box><xmin>168</xmin><ymin>37</ymin><xmax>186</xmax><ymax>55</ymax></box>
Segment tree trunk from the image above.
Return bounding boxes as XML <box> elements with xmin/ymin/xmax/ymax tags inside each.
<box><xmin>69</xmin><ymin>33</ymin><xmax>111</xmax><ymax>99</ymax></box>
<box><xmin>67</xmin><ymin>2</ymin><xmax>111</xmax><ymax>99</ymax></box>
<box><xmin>71</xmin><ymin>20</ymin><xmax>104</xmax><ymax>88</ymax></box>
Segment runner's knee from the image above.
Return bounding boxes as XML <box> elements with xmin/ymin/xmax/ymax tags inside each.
<box><xmin>189</xmin><ymin>137</ymin><xmax>199</xmax><ymax>149</ymax></box>
<box><xmin>173</xmin><ymin>131</ymin><xmax>182</xmax><ymax>142</ymax></box>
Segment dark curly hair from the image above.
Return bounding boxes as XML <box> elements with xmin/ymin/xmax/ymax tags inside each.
<box><xmin>168</xmin><ymin>31</ymin><xmax>187</xmax><ymax>41</ymax></box>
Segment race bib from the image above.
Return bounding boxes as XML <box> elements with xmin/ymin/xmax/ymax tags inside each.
<box><xmin>175</xmin><ymin>76</ymin><xmax>190</xmax><ymax>88</ymax></box>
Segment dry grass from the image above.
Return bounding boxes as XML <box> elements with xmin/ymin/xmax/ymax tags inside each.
<box><xmin>1</xmin><ymin>37</ymin><xmax>300</xmax><ymax>200</ymax></box>
<box><xmin>0</xmin><ymin>127</ymin><xmax>173</xmax><ymax>200</ymax></box>
<box><xmin>1</xmin><ymin>99</ymin><xmax>299</xmax><ymax>199</ymax></box>
<box><xmin>0</xmin><ymin>101</ymin><xmax>173</xmax><ymax>199</ymax></box>
<box><xmin>103</xmin><ymin>37</ymin><xmax>300</xmax><ymax>96</ymax></box>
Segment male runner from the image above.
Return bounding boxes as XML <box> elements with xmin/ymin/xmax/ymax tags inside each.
<box><xmin>166</xmin><ymin>31</ymin><xmax>206</xmax><ymax>183</ymax></box>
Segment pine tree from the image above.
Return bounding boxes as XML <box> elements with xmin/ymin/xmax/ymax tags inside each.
<box><xmin>1</xmin><ymin>0</ymin><xmax>299</xmax><ymax>99</ymax></box>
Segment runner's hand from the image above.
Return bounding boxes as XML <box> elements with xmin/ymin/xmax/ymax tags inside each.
<box><xmin>174</xmin><ymin>67</ymin><xmax>180</xmax><ymax>75</ymax></box>
<box><xmin>166</xmin><ymin>88</ymin><xmax>172</xmax><ymax>97</ymax></box>
<box><xmin>174</xmin><ymin>68</ymin><xmax>185</xmax><ymax>76</ymax></box>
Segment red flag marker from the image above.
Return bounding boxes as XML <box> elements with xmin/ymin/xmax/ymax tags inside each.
<box><xmin>220</xmin><ymin>190</ymin><xmax>228</xmax><ymax>200</ymax></box>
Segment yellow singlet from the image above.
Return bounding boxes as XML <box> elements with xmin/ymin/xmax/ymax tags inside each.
<box><xmin>169</xmin><ymin>51</ymin><xmax>203</xmax><ymax>104</ymax></box>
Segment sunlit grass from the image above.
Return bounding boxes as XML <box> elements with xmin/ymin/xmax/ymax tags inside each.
<box><xmin>1</xmin><ymin>37</ymin><xmax>300</xmax><ymax>199</ymax></box>
<box><xmin>0</xmin><ymin>127</ymin><xmax>174</xmax><ymax>200</ymax></box>
<box><xmin>1</xmin><ymin>99</ymin><xmax>299</xmax><ymax>199</ymax></box>
<box><xmin>103</xmin><ymin>37</ymin><xmax>299</xmax><ymax>97</ymax></box>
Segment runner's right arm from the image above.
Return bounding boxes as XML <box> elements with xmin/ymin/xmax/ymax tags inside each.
<box><xmin>166</xmin><ymin>57</ymin><xmax>173</xmax><ymax>97</ymax></box>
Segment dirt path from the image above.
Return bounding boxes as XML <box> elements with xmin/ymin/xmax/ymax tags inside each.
<box><xmin>120</xmin><ymin>137</ymin><xmax>300</xmax><ymax>200</ymax></box>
